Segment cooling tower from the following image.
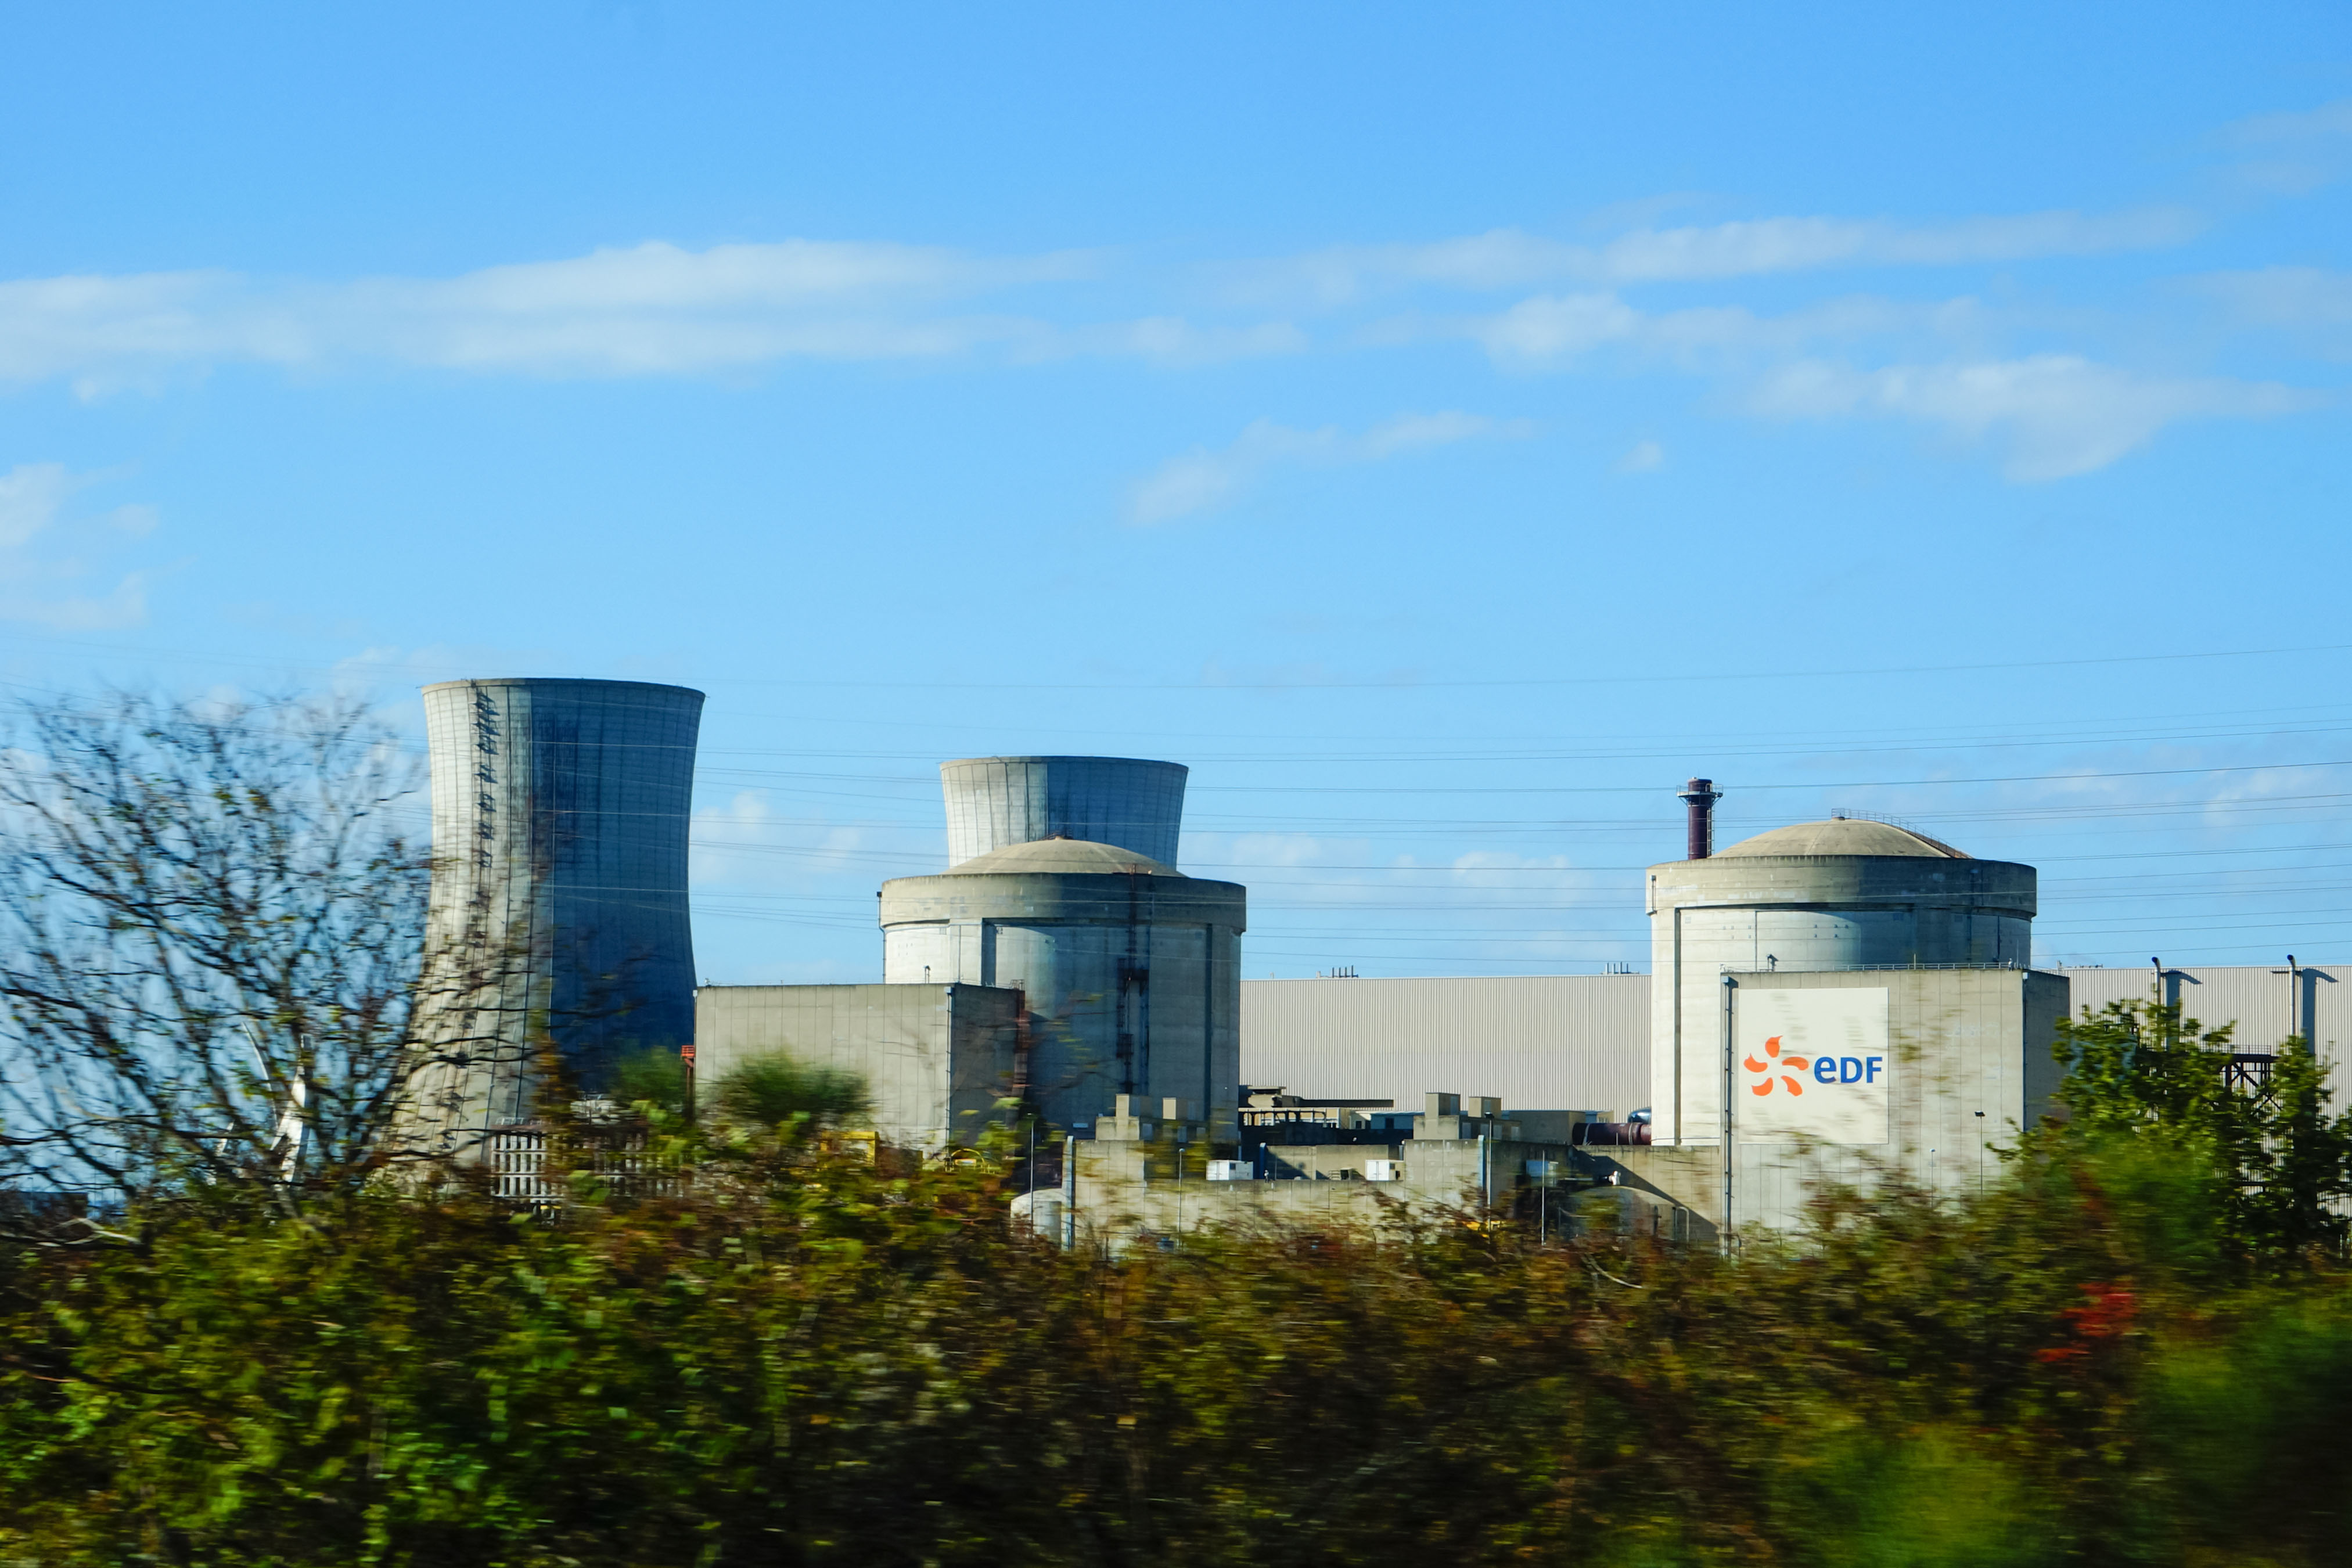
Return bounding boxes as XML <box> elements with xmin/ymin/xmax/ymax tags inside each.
<box><xmin>940</xmin><ymin>756</ymin><xmax>1187</xmax><ymax>867</ymax></box>
<box><xmin>409</xmin><ymin>678</ymin><xmax>703</xmax><ymax>1138</ymax></box>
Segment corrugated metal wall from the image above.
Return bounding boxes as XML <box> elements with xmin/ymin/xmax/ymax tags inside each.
<box><xmin>2056</xmin><ymin>964</ymin><xmax>2351</xmax><ymax>1107</ymax></box>
<box><xmin>1239</xmin><ymin>974</ymin><xmax>1651</xmax><ymax>1117</ymax></box>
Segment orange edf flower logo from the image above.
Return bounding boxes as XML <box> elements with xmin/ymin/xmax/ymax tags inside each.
<box><xmin>1745</xmin><ymin>1034</ymin><xmax>1810</xmax><ymax>1097</ymax></box>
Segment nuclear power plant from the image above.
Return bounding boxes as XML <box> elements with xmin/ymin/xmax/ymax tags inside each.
<box><xmin>407</xmin><ymin>677</ymin><xmax>2346</xmax><ymax>1242</ymax></box>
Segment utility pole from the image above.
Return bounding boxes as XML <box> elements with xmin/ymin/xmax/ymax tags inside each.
<box><xmin>1721</xmin><ymin>974</ymin><xmax>1737</xmax><ymax>1254</ymax></box>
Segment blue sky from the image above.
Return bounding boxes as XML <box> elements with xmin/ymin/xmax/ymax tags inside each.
<box><xmin>2</xmin><ymin>2</ymin><xmax>2350</xmax><ymax>984</ymax></box>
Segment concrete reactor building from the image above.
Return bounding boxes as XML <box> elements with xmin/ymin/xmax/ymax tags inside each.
<box><xmin>1625</xmin><ymin>781</ymin><xmax>2063</xmax><ymax>1233</ymax></box>
<box><xmin>878</xmin><ymin>757</ymin><xmax>1247</xmax><ymax>1139</ymax></box>
<box><xmin>408</xmin><ymin>677</ymin><xmax>703</xmax><ymax>1142</ymax></box>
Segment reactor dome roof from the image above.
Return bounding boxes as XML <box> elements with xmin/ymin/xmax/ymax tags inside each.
<box><xmin>944</xmin><ymin>837</ymin><xmax>1182</xmax><ymax>877</ymax></box>
<box><xmin>1714</xmin><ymin>817</ymin><xmax>1969</xmax><ymax>859</ymax></box>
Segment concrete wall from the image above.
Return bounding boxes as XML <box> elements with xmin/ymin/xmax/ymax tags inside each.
<box><xmin>1238</xmin><ymin>974</ymin><xmax>1650</xmax><ymax>1119</ymax></box>
<box><xmin>940</xmin><ymin>756</ymin><xmax>1188</xmax><ymax>867</ymax></box>
<box><xmin>1648</xmin><ymin>854</ymin><xmax>2037</xmax><ymax>1146</ymax></box>
<box><xmin>1614</xmin><ymin>966</ymin><xmax>2067</xmax><ymax>1235</ymax></box>
<box><xmin>408</xmin><ymin>678</ymin><xmax>702</xmax><ymax>1147</ymax></box>
<box><xmin>882</xmin><ymin>869</ymin><xmax>1245</xmax><ymax>1140</ymax></box>
<box><xmin>1044</xmin><ymin>1130</ymin><xmax>1592</xmax><ymax>1245</ymax></box>
<box><xmin>693</xmin><ymin>983</ymin><xmax>1022</xmax><ymax>1153</ymax></box>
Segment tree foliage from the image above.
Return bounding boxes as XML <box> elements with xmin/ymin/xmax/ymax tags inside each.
<box><xmin>2038</xmin><ymin>998</ymin><xmax>2352</xmax><ymax>1263</ymax></box>
<box><xmin>704</xmin><ymin>1051</ymin><xmax>869</xmax><ymax>1130</ymax></box>
<box><xmin>0</xmin><ymin>691</ymin><xmax>469</xmax><ymax>1238</ymax></box>
<box><xmin>2</xmin><ymin>1109</ymin><xmax>2349</xmax><ymax>1566</ymax></box>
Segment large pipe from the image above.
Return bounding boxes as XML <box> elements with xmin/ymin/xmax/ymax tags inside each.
<box><xmin>1678</xmin><ymin>778</ymin><xmax>1722</xmax><ymax>860</ymax></box>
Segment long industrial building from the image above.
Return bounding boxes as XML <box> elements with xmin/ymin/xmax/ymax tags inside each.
<box><xmin>1242</xmin><ymin>963</ymin><xmax>2347</xmax><ymax>1126</ymax></box>
<box><xmin>1240</xmin><ymin>974</ymin><xmax>1650</xmax><ymax>1119</ymax></box>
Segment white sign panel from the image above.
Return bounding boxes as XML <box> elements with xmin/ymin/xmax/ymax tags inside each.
<box><xmin>1736</xmin><ymin>987</ymin><xmax>1889</xmax><ymax>1145</ymax></box>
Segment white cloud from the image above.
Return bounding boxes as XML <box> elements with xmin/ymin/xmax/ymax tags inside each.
<box><xmin>1128</xmin><ymin>411</ymin><xmax>1532</xmax><ymax>524</ymax></box>
<box><xmin>328</xmin><ymin>642</ymin><xmax>567</xmax><ymax>702</ymax></box>
<box><xmin>103</xmin><ymin>502</ymin><xmax>159</xmax><ymax>536</ymax></box>
<box><xmin>1228</xmin><ymin>208</ymin><xmax>2198</xmax><ymax>303</ymax></box>
<box><xmin>1046</xmin><ymin>315</ymin><xmax>1307</xmax><ymax>365</ymax></box>
<box><xmin>405</xmin><ymin>239</ymin><xmax>1090</xmax><ymax>314</ymax></box>
<box><xmin>0</xmin><ymin>462</ymin><xmax>76</xmax><ymax>548</ymax></box>
<box><xmin>690</xmin><ymin>789</ymin><xmax>875</xmax><ymax>891</ymax></box>
<box><xmin>0</xmin><ymin>573</ymin><xmax>150</xmax><ymax>632</ymax></box>
<box><xmin>1749</xmin><ymin>356</ymin><xmax>2319</xmax><ymax>480</ymax></box>
<box><xmin>2199</xmin><ymin>267</ymin><xmax>2352</xmax><ymax>333</ymax></box>
<box><xmin>2228</xmin><ymin>99</ymin><xmax>2352</xmax><ymax>145</ymax></box>
<box><xmin>0</xmin><ymin>463</ymin><xmax>157</xmax><ymax>628</ymax></box>
<box><xmin>1591</xmin><ymin>209</ymin><xmax>2196</xmax><ymax>282</ymax></box>
<box><xmin>1439</xmin><ymin>850</ymin><xmax>1580</xmax><ymax>891</ymax></box>
<box><xmin>1616</xmin><ymin>440</ymin><xmax>1666</xmax><ymax>474</ymax></box>
<box><xmin>2222</xmin><ymin>99</ymin><xmax>2352</xmax><ymax>193</ymax></box>
<box><xmin>1445</xmin><ymin>290</ymin><xmax>2000</xmax><ymax>371</ymax></box>
<box><xmin>0</xmin><ymin>240</ymin><xmax>1298</xmax><ymax>387</ymax></box>
<box><xmin>1470</xmin><ymin>293</ymin><xmax>1645</xmax><ymax>363</ymax></box>
<box><xmin>1390</xmin><ymin>291</ymin><xmax>2322</xmax><ymax>479</ymax></box>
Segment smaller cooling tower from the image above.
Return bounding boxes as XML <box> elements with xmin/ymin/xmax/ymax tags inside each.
<box><xmin>941</xmin><ymin>756</ymin><xmax>1186</xmax><ymax>868</ymax></box>
<box><xmin>408</xmin><ymin>678</ymin><xmax>702</xmax><ymax>1143</ymax></box>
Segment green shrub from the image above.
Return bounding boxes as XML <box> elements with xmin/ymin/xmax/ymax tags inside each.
<box><xmin>2</xmin><ymin>1058</ymin><xmax>2349</xmax><ymax>1566</ymax></box>
<box><xmin>706</xmin><ymin>1051</ymin><xmax>868</xmax><ymax>1130</ymax></box>
<box><xmin>602</xmin><ymin>1045</ymin><xmax>690</xmax><ymax>1114</ymax></box>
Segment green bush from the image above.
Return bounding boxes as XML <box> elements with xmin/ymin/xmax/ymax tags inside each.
<box><xmin>706</xmin><ymin>1051</ymin><xmax>869</xmax><ymax>1130</ymax></box>
<box><xmin>2</xmin><ymin>1127</ymin><xmax>2349</xmax><ymax>1567</ymax></box>
<box><xmin>4</xmin><ymin>1000</ymin><xmax>2350</xmax><ymax>1566</ymax></box>
<box><xmin>603</xmin><ymin>1045</ymin><xmax>691</xmax><ymax>1114</ymax></box>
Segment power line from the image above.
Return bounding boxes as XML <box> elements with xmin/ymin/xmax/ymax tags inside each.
<box><xmin>1</xmin><ymin>623</ymin><xmax>2348</xmax><ymax>692</ymax></box>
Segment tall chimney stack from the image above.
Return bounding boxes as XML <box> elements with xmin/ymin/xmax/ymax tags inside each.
<box><xmin>1678</xmin><ymin>778</ymin><xmax>1721</xmax><ymax>860</ymax></box>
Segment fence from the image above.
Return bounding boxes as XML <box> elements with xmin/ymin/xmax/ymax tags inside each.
<box><xmin>484</xmin><ymin>1124</ymin><xmax>683</xmax><ymax>1207</ymax></box>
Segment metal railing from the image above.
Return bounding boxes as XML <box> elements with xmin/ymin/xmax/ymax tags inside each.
<box><xmin>2218</xmin><ymin>1053</ymin><xmax>2277</xmax><ymax>1096</ymax></box>
<box><xmin>484</xmin><ymin>1125</ymin><xmax>682</xmax><ymax>1207</ymax></box>
<box><xmin>1720</xmin><ymin>959</ymin><xmax>2034</xmax><ymax>974</ymax></box>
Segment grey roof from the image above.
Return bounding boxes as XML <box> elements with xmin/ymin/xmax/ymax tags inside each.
<box><xmin>1714</xmin><ymin>818</ymin><xmax>1969</xmax><ymax>859</ymax></box>
<box><xmin>944</xmin><ymin>837</ymin><xmax>1182</xmax><ymax>877</ymax></box>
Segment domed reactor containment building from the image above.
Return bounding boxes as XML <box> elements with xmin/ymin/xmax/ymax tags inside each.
<box><xmin>880</xmin><ymin>757</ymin><xmax>1247</xmax><ymax>1139</ymax></box>
<box><xmin>407</xmin><ymin>677</ymin><xmax>703</xmax><ymax>1147</ymax></box>
<box><xmin>1629</xmin><ymin>783</ymin><xmax>2065</xmax><ymax>1233</ymax></box>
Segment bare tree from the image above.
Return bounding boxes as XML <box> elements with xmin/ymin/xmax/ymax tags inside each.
<box><xmin>0</xmin><ymin>690</ymin><xmax>502</xmax><ymax>1241</ymax></box>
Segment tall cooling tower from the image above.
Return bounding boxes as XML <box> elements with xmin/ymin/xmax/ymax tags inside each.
<box><xmin>412</xmin><ymin>678</ymin><xmax>703</xmax><ymax>1133</ymax></box>
<box><xmin>941</xmin><ymin>756</ymin><xmax>1187</xmax><ymax>866</ymax></box>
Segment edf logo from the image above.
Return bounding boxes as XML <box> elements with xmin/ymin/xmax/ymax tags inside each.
<box><xmin>1814</xmin><ymin>1053</ymin><xmax>1885</xmax><ymax>1087</ymax></box>
<box><xmin>1746</xmin><ymin>1034</ymin><xmax>1886</xmax><ymax>1098</ymax></box>
<box><xmin>1739</xmin><ymin>988</ymin><xmax>1894</xmax><ymax>1146</ymax></box>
